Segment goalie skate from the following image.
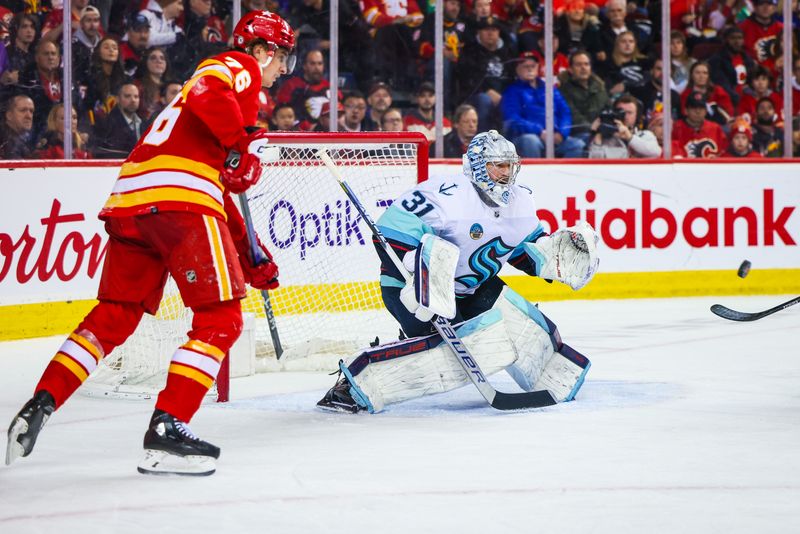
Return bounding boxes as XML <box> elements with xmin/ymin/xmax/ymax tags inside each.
<box><xmin>316</xmin><ymin>366</ymin><xmax>363</xmax><ymax>414</ymax></box>
<box><xmin>137</xmin><ymin>410</ymin><xmax>220</xmax><ymax>476</ymax></box>
<box><xmin>6</xmin><ymin>390</ymin><xmax>55</xmax><ymax>466</ymax></box>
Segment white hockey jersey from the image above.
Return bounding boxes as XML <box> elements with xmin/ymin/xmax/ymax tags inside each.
<box><xmin>376</xmin><ymin>173</ymin><xmax>545</xmax><ymax>295</ymax></box>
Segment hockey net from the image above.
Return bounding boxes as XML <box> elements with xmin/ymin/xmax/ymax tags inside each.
<box><xmin>82</xmin><ymin>133</ymin><xmax>429</xmax><ymax>400</ymax></box>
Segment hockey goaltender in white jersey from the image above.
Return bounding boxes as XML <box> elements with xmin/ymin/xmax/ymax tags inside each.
<box><xmin>317</xmin><ymin>130</ymin><xmax>600</xmax><ymax>413</ymax></box>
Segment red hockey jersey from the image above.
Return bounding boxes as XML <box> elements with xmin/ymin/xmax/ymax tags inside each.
<box><xmin>672</xmin><ymin>119</ymin><xmax>728</xmax><ymax>158</ymax></box>
<box><xmin>739</xmin><ymin>17</ymin><xmax>782</xmax><ymax>66</ymax></box>
<box><xmin>100</xmin><ymin>51</ymin><xmax>261</xmax><ymax>222</ymax></box>
<box><xmin>361</xmin><ymin>0</ymin><xmax>424</xmax><ymax>28</ymax></box>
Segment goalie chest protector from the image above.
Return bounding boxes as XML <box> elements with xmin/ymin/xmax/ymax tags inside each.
<box><xmin>378</xmin><ymin>174</ymin><xmax>544</xmax><ymax>295</ymax></box>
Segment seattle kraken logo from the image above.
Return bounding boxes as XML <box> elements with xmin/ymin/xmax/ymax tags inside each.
<box><xmin>455</xmin><ymin>237</ymin><xmax>513</xmax><ymax>289</ymax></box>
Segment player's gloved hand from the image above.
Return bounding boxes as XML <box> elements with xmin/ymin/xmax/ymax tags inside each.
<box><xmin>398</xmin><ymin>250</ymin><xmax>435</xmax><ymax>322</ymax></box>
<box><xmin>524</xmin><ymin>221</ymin><xmax>600</xmax><ymax>290</ymax></box>
<box><xmin>239</xmin><ymin>238</ymin><xmax>279</xmax><ymax>291</ymax></box>
<box><xmin>220</xmin><ymin>128</ymin><xmax>280</xmax><ymax>194</ymax></box>
<box><xmin>224</xmin><ymin>195</ymin><xmax>279</xmax><ymax>290</ymax></box>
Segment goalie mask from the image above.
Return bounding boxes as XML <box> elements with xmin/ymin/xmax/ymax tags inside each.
<box><xmin>463</xmin><ymin>130</ymin><xmax>521</xmax><ymax>207</ymax></box>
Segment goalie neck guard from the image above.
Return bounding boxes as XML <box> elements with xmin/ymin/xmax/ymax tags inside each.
<box><xmin>233</xmin><ymin>10</ymin><xmax>296</xmax><ymax>71</ymax></box>
<box><xmin>462</xmin><ymin>130</ymin><xmax>521</xmax><ymax>207</ymax></box>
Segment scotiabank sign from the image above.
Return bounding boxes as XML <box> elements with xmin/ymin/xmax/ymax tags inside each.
<box><xmin>431</xmin><ymin>161</ymin><xmax>800</xmax><ymax>273</ymax></box>
<box><xmin>1</xmin><ymin>162</ymin><xmax>799</xmax><ymax>305</ymax></box>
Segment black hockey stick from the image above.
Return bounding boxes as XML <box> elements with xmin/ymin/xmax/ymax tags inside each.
<box><xmin>317</xmin><ymin>149</ymin><xmax>556</xmax><ymax>410</ymax></box>
<box><xmin>237</xmin><ymin>192</ymin><xmax>284</xmax><ymax>359</ymax></box>
<box><xmin>710</xmin><ymin>296</ymin><xmax>800</xmax><ymax>322</ymax></box>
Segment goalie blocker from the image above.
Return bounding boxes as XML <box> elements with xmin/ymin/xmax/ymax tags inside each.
<box><xmin>317</xmin><ymin>286</ymin><xmax>590</xmax><ymax>413</ymax></box>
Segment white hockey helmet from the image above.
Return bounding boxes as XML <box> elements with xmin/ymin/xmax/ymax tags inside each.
<box><xmin>462</xmin><ymin>130</ymin><xmax>520</xmax><ymax>206</ymax></box>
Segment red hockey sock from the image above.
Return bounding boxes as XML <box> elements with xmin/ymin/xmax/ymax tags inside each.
<box><xmin>35</xmin><ymin>302</ymin><xmax>144</xmax><ymax>408</ymax></box>
<box><xmin>156</xmin><ymin>300</ymin><xmax>242</xmax><ymax>422</ymax></box>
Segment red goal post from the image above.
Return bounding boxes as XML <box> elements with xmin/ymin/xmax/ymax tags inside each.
<box><xmin>82</xmin><ymin>132</ymin><xmax>430</xmax><ymax>402</ymax></box>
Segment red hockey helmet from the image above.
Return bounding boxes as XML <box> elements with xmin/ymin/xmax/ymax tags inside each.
<box><xmin>233</xmin><ymin>10</ymin><xmax>295</xmax><ymax>53</ymax></box>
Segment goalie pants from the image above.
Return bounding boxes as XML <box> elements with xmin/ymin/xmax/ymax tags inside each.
<box><xmin>34</xmin><ymin>212</ymin><xmax>246</xmax><ymax>423</ymax></box>
<box><xmin>382</xmin><ymin>276</ymin><xmax>507</xmax><ymax>338</ymax></box>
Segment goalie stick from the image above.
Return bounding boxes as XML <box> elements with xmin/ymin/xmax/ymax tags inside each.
<box><xmin>316</xmin><ymin>149</ymin><xmax>557</xmax><ymax>411</ymax></box>
<box><xmin>237</xmin><ymin>192</ymin><xmax>284</xmax><ymax>359</ymax></box>
<box><xmin>710</xmin><ymin>296</ymin><xmax>800</xmax><ymax>322</ymax></box>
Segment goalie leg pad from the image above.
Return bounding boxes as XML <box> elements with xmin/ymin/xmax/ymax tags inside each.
<box><xmin>343</xmin><ymin>309</ymin><xmax>515</xmax><ymax>413</ymax></box>
<box><xmin>493</xmin><ymin>286</ymin><xmax>591</xmax><ymax>402</ymax></box>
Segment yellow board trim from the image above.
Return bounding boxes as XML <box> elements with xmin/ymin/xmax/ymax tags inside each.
<box><xmin>53</xmin><ymin>353</ymin><xmax>89</xmax><ymax>382</ymax></box>
<box><xmin>168</xmin><ymin>362</ymin><xmax>215</xmax><ymax>389</ymax></box>
<box><xmin>2</xmin><ymin>269</ymin><xmax>799</xmax><ymax>341</ymax></box>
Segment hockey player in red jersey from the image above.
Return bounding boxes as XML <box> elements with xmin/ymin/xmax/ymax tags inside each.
<box><xmin>5</xmin><ymin>11</ymin><xmax>295</xmax><ymax>476</ymax></box>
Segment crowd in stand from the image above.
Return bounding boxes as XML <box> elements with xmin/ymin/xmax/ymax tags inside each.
<box><xmin>1</xmin><ymin>0</ymin><xmax>799</xmax><ymax>160</ymax></box>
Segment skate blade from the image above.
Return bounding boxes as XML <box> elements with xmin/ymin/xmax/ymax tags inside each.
<box><xmin>315</xmin><ymin>401</ymin><xmax>360</xmax><ymax>414</ymax></box>
<box><xmin>137</xmin><ymin>449</ymin><xmax>216</xmax><ymax>476</ymax></box>
<box><xmin>5</xmin><ymin>418</ymin><xmax>29</xmax><ymax>466</ymax></box>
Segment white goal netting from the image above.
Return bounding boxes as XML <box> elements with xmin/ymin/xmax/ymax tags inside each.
<box><xmin>83</xmin><ymin>133</ymin><xmax>427</xmax><ymax>398</ymax></box>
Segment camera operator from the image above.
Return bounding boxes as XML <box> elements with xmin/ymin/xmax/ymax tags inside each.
<box><xmin>588</xmin><ymin>94</ymin><xmax>661</xmax><ymax>158</ymax></box>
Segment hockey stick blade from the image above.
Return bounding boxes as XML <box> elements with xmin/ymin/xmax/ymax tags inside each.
<box><xmin>317</xmin><ymin>149</ymin><xmax>557</xmax><ymax>411</ymax></box>
<box><xmin>710</xmin><ymin>296</ymin><xmax>800</xmax><ymax>322</ymax></box>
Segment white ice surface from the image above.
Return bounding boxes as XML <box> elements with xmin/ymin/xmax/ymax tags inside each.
<box><xmin>1</xmin><ymin>296</ymin><xmax>798</xmax><ymax>533</ymax></box>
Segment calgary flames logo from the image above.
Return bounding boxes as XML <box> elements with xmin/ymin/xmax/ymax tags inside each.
<box><xmin>684</xmin><ymin>138</ymin><xmax>718</xmax><ymax>158</ymax></box>
<box><xmin>755</xmin><ymin>36</ymin><xmax>778</xmax><ymax>63</ymax></box>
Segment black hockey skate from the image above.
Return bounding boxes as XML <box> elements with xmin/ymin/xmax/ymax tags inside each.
<box><xmin>6</xmin><ymin>390</ymin><xmax>56</xmax><ymax>466</ymax></box>
<box><xmin>316</xmin><ymin>371</ymin><xmax>363</xmax><ymax>414</ymax></box>
<box><xmin>137</xmin><ymin>409</ymin><xmax>220</xmax><ymax>476</ymax></box>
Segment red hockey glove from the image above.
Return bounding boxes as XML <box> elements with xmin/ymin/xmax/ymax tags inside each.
<box><xmin>240</xmin><ymin>238</ymin><xmax>279</xmax><ymax>291</ymax></box>
<box><xmin>220</xmin><ymin>128</ymin><xmax>272</xmax><ymax>194</ymax></box>
<box><xmin>224</xmin><ymin>195</ymin><xmax>280</xmax><ymax>290</ymax></box>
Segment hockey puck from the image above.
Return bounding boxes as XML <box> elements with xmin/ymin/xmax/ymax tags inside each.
<box><xmin>737</xmin><ymin>260</ymin><xmax>751</xmax><ymax>278</ymax></box>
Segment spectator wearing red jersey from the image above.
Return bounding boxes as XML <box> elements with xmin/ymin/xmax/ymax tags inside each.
<box><xmin>726</xmin><ymin>118</ymin><xmax>763</xmax><ymax>158</ymax></box>
<box><xmin>120</xmin><ymin>14</ymin><xmax>151</xmax><ymax>77</ymax></box>
<box><xmin>672</xmin><ymin>91</ymin><xmax>728</xmax><ymax>158</ymax></box>
<box><xmin>275</xmin><ymin>49</ymin><xmax>331</xmax><ymax>131</ymax></box>
<box><xmin>34</xmin><ymin>104</ymin><xmax>90</xmax><ymax>159</ymax></box>
<box><xmin>680</xmin><ymin>61</ymin><xmax>734</xmax><ymax>126</ymax></box>
<box><xmin>791</xmin><ymin>56</ymin><xmax>800</xmax><ymax>112</ymax></box>
<box><xmin>361</xmin><ymin>0</ymin><xmax>424</xmax><ymax>90</ymax></box>
<box><xmin>708</xmin><ymin>26</ymin><xmax>756</xmax><ymax>110</ymax></box>
<box><xmin>403</xmin><ymin>81</ymin><xmax>452</xmax><ymax>144</ymax></box>
<box><xmin>735</xmin><ymin>66</ymin><xmax>783</xmax><ymax>124</ymax></box>
<box><xmin>314</xmin><ymin>99</ymin><xmax>344</xmax><ymax>132</ymax></box>
<box><xmin>738</xmin><ymin>0</ymin><xmax>782</xmax><ymax>68</ymax></box>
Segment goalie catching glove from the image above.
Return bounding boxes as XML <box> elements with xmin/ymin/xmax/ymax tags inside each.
<box><xmin>220</xmin><ymin>127</ymin><xmax>281</xmax><ymax>194</ymax></box>
<box><xmin>223</xmin><ymin>196</ymin><xmax>279</xmax><ymax>290</ymax></box>
<box><xmin>524</xmin><ymin>221</ymin><xmax>600</xmax><ymax>290</ymax></box>
<box><xmin>399</xmin><ymin>234</ymin><xmax>460</xmax><ymax>322</ymax></box>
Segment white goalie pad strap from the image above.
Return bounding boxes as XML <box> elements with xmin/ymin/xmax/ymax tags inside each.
<box><xmin>399</xmin><ymin>234</ymin><xmax>459</xmax><ymax>320</ymax></box>
<box><xmin>523</xmin><ymin>221</ymin><xmax>600</xmax><ymax>290</ymax></box>
<box><xmin>344</xmin><ymin>309</ymin><xmax>515</xmax><ymax>413</ymax></box>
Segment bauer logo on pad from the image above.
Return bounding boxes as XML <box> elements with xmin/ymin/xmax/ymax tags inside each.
<box><xmin>469</xmin><ymin>224</ymin><xmax>484</xmax><ymax>239</ymax></box>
